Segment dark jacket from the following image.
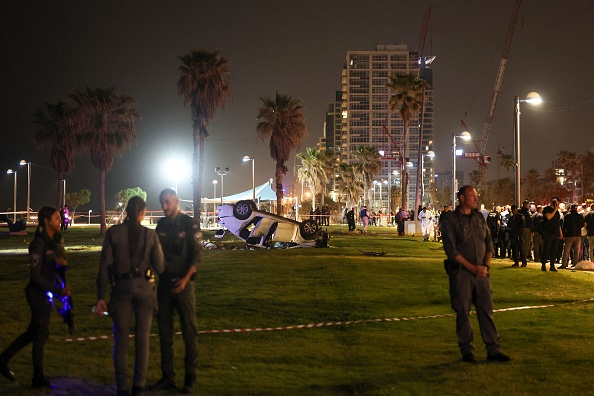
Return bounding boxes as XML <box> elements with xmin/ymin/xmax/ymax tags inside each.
<box><xmin>442</xmin><ymin>207</ymin><xmax>494</xmax><ymax>266</ymax></box>
<box><xmin>562</xmin><ymin>210</ymin><xmax>585</xmax><ymax>238</ymax></box>
<box><xmin>156</xmin><ymin>213</ymin><xmax>202</xmax><ymax>278</ymax></box>
<box><xmin>508</xmin><ymin>213</ymin><xmax>526</xmax><ymax>237</ymax></box>
<box><xmin>28</xmin><ymin>231</ymin><xmax>67</xmax><ymax>295</ymax></box>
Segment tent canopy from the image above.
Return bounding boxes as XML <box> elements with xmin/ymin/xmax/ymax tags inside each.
<box><xmin>202</xmin><ymin>180</ymin><xmax>278</xmax><ymax>204</ymax></box>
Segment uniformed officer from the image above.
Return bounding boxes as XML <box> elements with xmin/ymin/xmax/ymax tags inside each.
<box><xmin>0</xmin><ymin>206</ymin><xmax>71</xmax><ymax>389</ymax></box>
<box><xmin>95</xmin><ymin>196</ymin><xmax>164</xmax><ymax>396</ymax></box>
<box><xmin>151</xmin><ymin>189</ymin><xmax>201</xmax><ymax>394</ymax></box>
<box><xmin>442</xmin><ymin>186</ymin><xmax>511</xmax><ymax>363</ymax></box>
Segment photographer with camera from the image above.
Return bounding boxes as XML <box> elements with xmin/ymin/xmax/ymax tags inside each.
<box><xmin>95</xmin><ymin>196</ymin><xmax>165</xmax><ymax>396</ymax></box>
<box><xmin>541</xmin><ymin>197</ymin><xmax>563</xmax><ymax>272</ymax></box>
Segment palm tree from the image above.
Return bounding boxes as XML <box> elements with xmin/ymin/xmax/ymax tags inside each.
<box><xmin>387</xmin><ymin>72</ymin><xmax>429</xmax><ymax>211</ymax></box>
<box><xmin>500</xmin><ymin>154</ymin><xmax>514</xmax><ymax>176</ymax></box>
<box><xmin>70</xmin><ymin>87</ymin><xmax>140</xmax><ymax>234</ymax></box>
<box><xmin>352</xmin><ymin>145</ymin><xmax>382</xmax><ymax>205</ymax></box>
<box><xmin>257</xmin><ymin>92</ymin><xmax>308</xmax><ymax>214</ymax></box>
<box><xmin>336</xmin><ymin>163</ymin><xmax>364</xmax><ymax>208</ymax></box>
<box><xmin>318</xmin><ymin>151</ymin><xmax>336</xmax><ymax>206</ymax></box>
<box><xmin>178</xmin><ymin>49</ymin><xmax>231</xmax><ymax>225</ymax></box>
<box><xmin>33</xmin><ymin>99</ymin><xmax>79</xmax><ymax>208</ymax></box>
<box><xmin>297</xmin><ymin>148</ymin><xmax>324</xmax><ymax>210</ymax></box>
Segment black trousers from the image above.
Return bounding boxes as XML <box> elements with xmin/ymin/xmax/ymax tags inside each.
<box><xmin>1</xmin><ymin>287</ymin><xmax>52</xmax><ymax>381</ymax></box>
<box><xmin>541</xmin><ymin>233</ymin><xmax>560</xmax><ymax>267</ymax></box>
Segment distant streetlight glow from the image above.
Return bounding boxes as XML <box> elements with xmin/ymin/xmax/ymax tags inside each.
<box><xmin>514</xmin><ymin>92</ymin><xmax>542</xmax><ymax>206</ymax></box>
<box><xmin>452</xmin><ymin>131</ymin><xmax>472</xmax><ymax>206</ymax></box>
<box><xmin>6</xmin><ymin>169</ymin><xmax>17</xmax><ymax>222</ymax></box>
<box><xmin>242</xmin><ymin>155</ymin><xmax>255</xmax><ymax>202</ymax></box>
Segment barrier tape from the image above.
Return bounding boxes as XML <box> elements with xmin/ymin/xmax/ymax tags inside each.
<box><xmin>63</xmin><ymin>298</ymin><xmax>594</xmax><ymax>343</ymax></box>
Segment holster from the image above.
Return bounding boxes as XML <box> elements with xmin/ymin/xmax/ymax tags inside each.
<box><xmin>444</xmin><ymin>259</ymin><xmax>462</xmax><ymax>275</ymax></box>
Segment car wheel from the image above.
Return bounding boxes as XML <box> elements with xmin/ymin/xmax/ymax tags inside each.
<box><xmin>299</xmin><ymin>219</ymin><xmax>319</xmax><ymax>239</ymax></box>
<box><xmin>233</xmin><ymin>200</ymin><xmax>254</xmax><ymax>220</ymax></box>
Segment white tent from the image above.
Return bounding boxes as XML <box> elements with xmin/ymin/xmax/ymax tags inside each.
<box><xmin>202</xmin><ymin>180</ymin><xmax>278</xmax><ymax>204</ymax></box>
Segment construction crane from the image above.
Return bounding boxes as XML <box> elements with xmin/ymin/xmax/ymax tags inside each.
<box><xmin>460</xmin><ymin>0</ymin><xmax>523</xmax><ymax>180</ymax></box>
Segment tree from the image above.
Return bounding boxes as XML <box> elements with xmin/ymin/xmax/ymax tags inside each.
<box><xmin>64</xmin><ymin>189</ymin><xmax>91</xmax><ymax>224</ymax></box>
<box><xmin>500</xmin><ymin>154</ymin><xmax>514</xmax><ymax>176</ymax></box>
<box><xmin>297</xmin><ymin>148</ymin><xmax>324</xmax><ymax>210</ymax></box>
<box><xmin>522</xmin><ymin>169</ymin><xmax>541</xmax><ymax>201</ymax></box>
<box><xmin>387</xmin><ymin>72</ymin><xmax>429</xmax><ymax>211</ymax></box>
<box><xmin>469</xmin><ymin>169</ymin><xmax>483</xmax><ymax>188</ymax></box>
<box><xmin>178</xmin><ymin>49</ymin><xmax>231</xmax><ymax>227</ymax></box>
<box><xmin>257</xmin><ymin>92</ymin><xmax>308</xmax><ymax>214</ymax></box>
<box><xmin>336</xmin><ymin>163</ymin><xmax>364</xmax><ymax>208</ymax></box>
<box><xmin>33</xmin><ymin>99</ymin><xmax>79</xmax><ymax>208</ymax></box>
<box><xmin>352</xmin><ymin>146</ymin><xmax>382</xmax><ymax>206</ymax></box>
<box><xmin>114</xmin><ymin>187</ymin><xmax>147</xmax><ymax>208</ymax></box>
<box><xmin>70</xmin><ymin>87</ymin><xmax>140</xmax><ymax>234</ymax></box>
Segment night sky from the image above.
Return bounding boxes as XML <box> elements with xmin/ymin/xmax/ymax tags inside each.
<box><xmin>2</xmin><ymin>1</ymin><xmax>593</xmax><ymax>212</ymax></box>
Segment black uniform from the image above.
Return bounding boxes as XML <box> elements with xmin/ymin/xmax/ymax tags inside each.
<box><xmin>346</xmin><ymin>209</ymin><xmax>356</xmax><ymax>231</ymax></box>
<box><xmin>0</xmin><ymin>230</ymin><xmax>67</xmax><ymax>386</ymax></box>
<box><xmin>156</xmin><ymin>213</ymin><xmax>201</xmax><ymax>390</ymax></box>
<box><xmin>541</xmin><ymin>205</ymin><xmax>561</xmax><ymax>271</ymax></box>
<box><xmin>509</xmin><ymin>212</ymin><xmax>527</xmax><ymax>266</ymax></box>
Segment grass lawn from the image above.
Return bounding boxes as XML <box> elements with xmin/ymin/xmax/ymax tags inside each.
<box><xmin>1</xmin><ymin>225</ymin><xmax>594</xmax><ymax>395</ymax></box>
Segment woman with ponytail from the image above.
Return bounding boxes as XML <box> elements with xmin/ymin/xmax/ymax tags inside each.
<box><xmin>95</xmin><ymin>196</ymin><xmax>164</xmax><ymax>396</ymax></box>
<box><xmin>0</xmin><ymin>206</ymin><xmax>70</xmax><ymax>389</ymax></box>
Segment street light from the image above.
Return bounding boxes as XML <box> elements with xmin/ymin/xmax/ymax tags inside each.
<box><xmin>452</xmin><ymin>131</ymin><xmax>472</xmax><ymax>206</ymax></box>
<box><xmin>242</xmin><ymin>155</ymin><xmax>255</xmax><ymax>202</ymax></box>
<box><xmin>215</xmin><ymin>167</ymin><xmax>229</xmax><ymax>205</ymax></box>
<box><xmin>6</xmin><ymin>169</ymin><xmax>17</xmax><ymax>222</ymax></box>
<box><xmin>514</xmin><ymin>92</ymin><xmax>542</xmax><ymax>206</ymax></box>
<box><xmin>19</xmin><ymin>160</ymin><xmax>31</xmax><ymax>222</ymax></box>
<box><xmin>88</xmin><ymin>209</ymin><xmax>92</xmax><ymax>225</ymax></box>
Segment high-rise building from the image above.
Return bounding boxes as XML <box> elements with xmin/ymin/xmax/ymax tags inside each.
<box><xmin>338</xmin><ymin>43</ymin><xmax>435</xmax><ymax>209</ymax></box>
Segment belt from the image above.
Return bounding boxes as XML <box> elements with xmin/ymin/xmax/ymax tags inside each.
<box><xmin>113</xmin><ymin>272</ymin><xmax>143</xmax><ymax>281</ymax></box>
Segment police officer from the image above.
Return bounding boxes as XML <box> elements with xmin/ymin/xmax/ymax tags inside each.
<box><xmin>0</xmin><ymin>206</ymin><xmax>71</xmax><ymax>389</ymax></box>
<box><xmin>442</xmin><ymin>186</ymin><xmax>511</xmax><ymax>363</ymax></box>
<box><xmin>151</xmin><ymin>189</ymin><xmax>201</xmax><ymax>394</ymax></box>
<box><xmin>95</xmin><ymin>196</ymin><xmax>164</xmax><ymax>396</ymax></box>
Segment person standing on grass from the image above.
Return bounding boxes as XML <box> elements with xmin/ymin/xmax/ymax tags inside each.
<box><xmin>585</xmin><ymin>204</ymin><xmax>594</xmax><ymax>261</ymax></box>
<box><xmin>151</xmin><ymin>188</ymin><xmax>201</xmax><ymax>394</ymax></box>
<box><xmin>0</xmin><ymin>206</ymin><xmax>71</xmax><ymax>389</ymax></box>
<box><xmin>419</xmin><ymin>207</ymin><xmax>431</xmax><ymax>242</ymax></box>
<box><xmin>509</xmin><ymin>205</ymin><xmax>527</xmax><ymax>267</ymax></box>
<box><xmin>560</xmin><ymin>204</ymin><xmax>584</xmax><ymax>269</ymax></box>
<box><xmin>541</xmin><ymin>197</ymin><xmax>563</xmax><ymax>272</ymax></box>
<box><xmin>346</xmin><ymin>207</ymin><xmax>356</xmax><ymax>231</ymax></box>
<box><xmin>359</xmin><ymin>205</ymin><xmax>369</xmax><ymax>233</ymax></box>
<box><xmin>95</xmin><ymin>196</ymin><xmax>164</xmax><ymax>396</ymax></box>
<box><xmin>441</xmin><ymin>185</ymin><xmax>511</xmax><ymax>364</ymax></box>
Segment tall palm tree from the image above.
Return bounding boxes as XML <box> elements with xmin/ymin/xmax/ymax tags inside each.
<box><xmin>319</xmin><ymin>151</ymin><xmax>337</xmax><ymax>206</ymax></box>
<box><xmin>500</xmin><ymin>154</ymin><xmax>514</xmax><ymax>176</ymax></box>
<box><xmin>387</xmin><ymin>72</ymin><xmax>429</xmax><ymax>211</ymax></box>
<box><xmin>178</xmin><ymin>49</ymin><xmax>231</xmax><ymax>226</ymax></box>
<box><xmin>33</xmin><ymin>99</ymin><xmax>79</xmax><ymax>208</ymax></box>
<box><xmin>297</xmin><ymin>148</ymin><xmax>324</xmax><ymax>210</ymax></box>
<box><xmin>336</xmin><ymin>163</ymin><xmax>364</xmax><ymax>208</ymax></box>
<box><xmin>70</xmin><ymin>87</ymin><xmax>140</xmax><ymax>234</ymax></box>
<box><xmin>257</xmin><ymin>92</ymin><xmax>308</xmax><ymax>214</ymax></box>
<box><xmin>352</xmin><ymin>145</ymin><xmax>382</xmax><ymax>205</ymax></box>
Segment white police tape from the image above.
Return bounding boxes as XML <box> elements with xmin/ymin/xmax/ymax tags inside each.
<box><xmin>63</xmin><ymin>298</ymin><xmax>594</xmax><ymax>342</ymax></box>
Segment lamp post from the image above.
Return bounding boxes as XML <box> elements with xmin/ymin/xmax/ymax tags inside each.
<box><xmin>19</xmin><ymin>160</ymin><xmax>31</xmax><ymax>221</ymax></box>
<box><xmin>6</xmin><ymin>169</ymin><xmax>17</xmax><ymax>222</ymax></box>
<box><xmin>88</xmin><ymin>209</ymin><xmax>92</xmax><ymax>225</ymax></box>
<box><xmin>212</xmin><ymin>179</ymin><xmax>218</xmax><ymax>220</ymax></box>
<box><xmin>514</xmin><ymin>92</ymin><xmax>542</xmax><ymax>207</ymax></box>
<box><xmin>452</xmin><ymin>131</ymin><xmax>472</xmax><ymax>207</ymax></box>
<box><xmin>242</xmin><ymin>155</ymin><xmax>255</xmax><ymax>202</ymax></box>
<box><xmin>215</xmin><ymin>167</ymin><xmax>229</xmax><ymax>205</ymax></box>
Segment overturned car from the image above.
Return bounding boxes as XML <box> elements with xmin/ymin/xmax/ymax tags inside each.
<box><xmin>216</xmin><ymin>200</ymin><xmax>324</xmax><ymax>248</ymax></box>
